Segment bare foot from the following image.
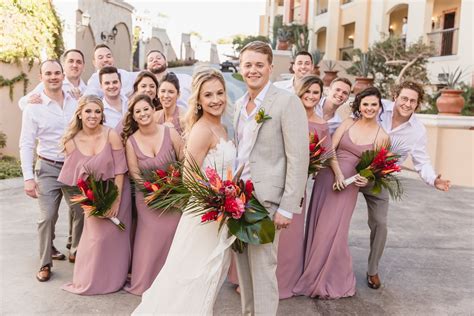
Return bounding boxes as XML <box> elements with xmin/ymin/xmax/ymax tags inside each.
<box><xmin>235</xmin><ymin>286</ymin><xmax>240</xmax><ymax>294</ymax></box>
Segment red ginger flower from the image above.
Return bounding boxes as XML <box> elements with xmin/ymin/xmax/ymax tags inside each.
<box><xmin>156</xmin><ymin>169</ymin><xmax>167</xmax><ymax>179</ymax></box>
<box><xmin>201</xmin><ymin>210</ymin><xmax>218</xmax><ymax>223</ymax></box>
<box><xmin>86</xmin><ymin>189</ymin><xmax>95</xmax><ymax>201</ymax></box>
<box><xmin>244</xmin><ymin>180</ymin><xmax>253</xmax><ymax>199</ymax></box>
<box><xmin>77</xmin><ymin>178</ymin><xmax>88</xmax><ymax>192</ymax></box>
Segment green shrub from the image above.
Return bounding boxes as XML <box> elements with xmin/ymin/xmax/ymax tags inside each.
<box><xmin>0</xmin><ymin>156</ymin><xmax>22</xmax><ymax>179</ymax></box>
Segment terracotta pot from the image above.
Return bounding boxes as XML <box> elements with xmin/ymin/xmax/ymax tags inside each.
<box><xmin>436</xmin><ymin>89</ymin><xmax>465</xmax><ymax>115</ymax></box>
<box><xmin>322</xmin><ymin>70</ymin><xmax>338</xmax><ymax>86</ymax></box>
<box><xmin>352</xmin><ymin>77</ymin><xmax>374</xmax><ymax>95</ymax></box>
<box><xmin>277</xmin><ymin>40</ymin><xmax>290</xmax><ymax>50</ymax></box>
<box><xmin>312</xmin><ymin>65</ymin><xmax>320</xmax><ymax>76</ymax></box>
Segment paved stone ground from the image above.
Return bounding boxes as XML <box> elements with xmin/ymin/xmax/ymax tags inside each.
<box><xmin>1</xmin><ymin>171</ymin><xmax>473</xmax><ymax>315</ymax></box>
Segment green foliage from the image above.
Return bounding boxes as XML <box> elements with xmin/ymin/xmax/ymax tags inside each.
<box><xmin>0</xmin><ymin>0</ymin><xmax>64</xmax><ymax>64</ymax></box>
<box><xmin>422</xmin><ymin>83</ymin><xmax>474</xmax><ymax>116</ymax></box>
<box><xmin>311</xmin><ymin>50</ymin><xmax>323</xmax><ymax>66</ymax></box>
<box><xmin>323</xmin><ymin>60</ymin><xmax>337</xmax><ymax>71</ymax></box>
<box><xmin>0</xmin><ymin>156</ymin><xmax>22</xmax><ymax>179</ymax></box>
<box><xmin>346</xmin><ymin>49</ymin><xmax>373</xmax><ymax>78</ymax></box>
<box><xmin>232</xmin><ymin>35</ymin><xmax>271</xmax><ymax>52</ymax></box>
<box><xmin>232</xmin><ymin>73</ymin><xmax>243</xmax><ymax>82</ymax></box>
<box><xmin>440</xmin><ymin>66</ymin><xmax>469</xmax><ymax>89</ymax></box>
<box><xmin>0</xmin><ymin>131</ymin><xmax>6</xmax><ymax>149</ymax></box>
<box><xmin>272</xmin><ymin>15</ymin><xmax>283</xmax><ymax>49</ymax></box>
<box><xmin>367</xmin><ymin>35</ymin><xmax>433</xmax><ymax>98</ymax></box>
<box><xmin>278</xmin><ymin>23</ymin><xmax>310</xmax><ymax>52</ymax></box>
<box><xmin>0</xmin><ymin>72</ymin><xmax>29</xmax><ymax>101</ymax></box>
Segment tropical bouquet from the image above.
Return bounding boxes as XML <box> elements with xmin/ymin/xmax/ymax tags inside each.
<box><xmin>136</xmin><ymin>162</ymin><xmax>184</xmax><ymax>213</ymax></box>
<box><xmin>70</xmin><ymin>175</ymin><xmax>125</xmax><ymax>230</ymax></box>
<box><xmin>308</xmin><ymin>131</ymin><xmax>334</xmax><ymax>175</ymax></box>
<box><xmin>341</xmin><ymin>146</ymin><xmax>403</xmax><ymax>199</ymax></box>
<box><xmin>174</xmin><ymin>157</ymin><xmax>275</xmax><ymax>253</ymax></box>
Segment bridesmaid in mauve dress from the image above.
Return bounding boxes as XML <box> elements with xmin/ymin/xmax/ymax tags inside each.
<box><xmin>293</xmin><ymin>87</ymin><xmax>389</xmax><ymax>299</ymax></box>
<box><xmin>154</xmin><ymin>73</ymin><xmax>185</xmax><ymax>136</ymax></box>
<box><xmin>114</xmin><ymin>70</ymin><xmax>160</xmax><ymax>135</ymax></box>
<box><xmin>58</xmin><ymin>95</ymin><xmax>132</xmax><ymax>295</ymax></box>
<box><xmin>122</xmin><ymin>94</ymin><xmax>184</xmax><ymax>295</ymax></box>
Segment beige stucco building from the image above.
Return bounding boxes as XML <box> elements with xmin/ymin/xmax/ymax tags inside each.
<box><xmin>261</xmin><ymin>0</ymin><xmax>473</xmax><ymax>86</ymax></box>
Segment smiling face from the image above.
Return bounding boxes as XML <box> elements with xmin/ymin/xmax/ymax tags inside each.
<box><xmin>80</xmin><ymin>102</ymin><xmax>103</xmax><ymax>129</ymax></box>
<box><xmin>132</xmin><ymin>99</ymin><xmax>156</xmax><ymax>127</ymax></box>
<box><xmin>239</xmin><ymin>50</ymin><xmax>272</xmax><ymax>93</ymax></box>
<box><xmin>393</xmin><ymin>88</ymin><xmax>419</xmax><ymax>119</ymax></box>
<box><xmin>137</xmin><ymin>76</ymin><xmax>157</xmax><ymax>100</ymax></box>
<box><xmin>100</xmin><ymin>72</ymin><xmax>122</xmax><ymax>98</ymax></box>
<box><xmin>359</xmin><ymin>95</ymin><xmax>381</xmax><ymax>120</ymax></box>
<box><xmin>301</xmin><ymin>83</ymin><xmax>322</xmax><ymax>110</ymax></box>
<box><xmin>199</xmin><ymin>78</ymin><xmax>226</xmax><ymax>119</ymax></box>
<box><xmin>147</xmin><ymin>51</ymin><xmax>167</xmax><ymax>74</ymax></box>
<box><xmin>328</xmin><ymin>80</ymin><xmax>351</xmax><ymax>106</ymax></box>
<box><xmin>64</xmin><ymin>51</ymin><xmax>84</xmax><ymax>80</ymax></box>
<box><xmin>292</xmin><ymin>54</ymin><xmax>313</xmax><ymax>80</ymax></box>
<box><xmin>40</xmin><ymin>61</ymin><xmax>64</xmax><ymax>93</ymax></box>
<box><xmin>158</xmin><ymin>81</ymin><xmax>179</xmax><ymax>110</ymax></box>
<box><xmin>94</xmin><ymin>47</ymin><xmax>115</xmax><ymax>70</ymax></box>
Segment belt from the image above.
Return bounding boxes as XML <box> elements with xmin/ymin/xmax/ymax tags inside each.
<box><xmin>38</xmin><ymin>156</ymin><xmax>64</xmax><ymax>165</ymax></box>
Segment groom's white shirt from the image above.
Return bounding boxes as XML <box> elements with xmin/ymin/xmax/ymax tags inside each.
<box><xmin>236</xmin><ymin>82</ymin><xmax>293</xmax><ymax>219</ymax></box>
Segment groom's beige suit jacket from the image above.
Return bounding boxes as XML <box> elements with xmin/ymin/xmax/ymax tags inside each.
<box><xmin>233</xmin><ymin>84</ymin><xmax>309</xmax><ymax>215</ymax></box>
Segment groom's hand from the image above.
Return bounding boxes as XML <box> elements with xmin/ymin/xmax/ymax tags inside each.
<box><xmin>274</xmin><ymin>212</ymin><xmax>292</xmax><ymax>230</ymax></box>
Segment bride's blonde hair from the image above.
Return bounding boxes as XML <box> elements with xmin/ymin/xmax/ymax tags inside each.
<box><xmin>184</xmin><ymin>67</ymin><xmax>226</xmax><ymax>136</ymax></box>
<box><xmin>61</xmin><ymin>95</ymin><xmax>105</xmax><ymax>150</ymax></box>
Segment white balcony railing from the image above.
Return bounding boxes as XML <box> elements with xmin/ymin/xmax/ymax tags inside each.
<box><xmin>427</xmin><ymin>27</ymin><xmax>459</xmax><ymax>56</ymax></box>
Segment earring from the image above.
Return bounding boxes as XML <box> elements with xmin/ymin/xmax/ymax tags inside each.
<box><xmin>195</xmin><ymin>104</ymin><xmax>202</xmax><ymax>114</ymax></box>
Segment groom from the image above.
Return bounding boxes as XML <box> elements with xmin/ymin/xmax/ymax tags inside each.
<box><xmin>234</xmin><ymin>41</ymin><xmax>309</xmax><ymax>315</ymax></box>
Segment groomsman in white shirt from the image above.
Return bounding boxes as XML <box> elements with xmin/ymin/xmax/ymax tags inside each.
<box><xmin>99</xmin><ymin>66</ymin><xmax>128</xmax><ymax>129</ymax></box>
<box><xmin>363</xmin><ymin>80</ymin><xmax>451</xmax><ymax>289</ymax></box>
<box><xmin>273</xmin><ymin>51</ymin><xmax>314</xmax><ymax>93</ymax></box>
<box><xmin>83</xmin><ymin>44</ymin><xmax>138</xmax><ymax>98</ymax></box>
<box><xmin>145</xmin><ymin>50</ymin><xmax>192</xmax><ymax>109</ymax></box>
<box><xmin>19</xmin><ymin>60</ymin><xmax>83</xmax><ymax>282</ymax></box>
<box><xmin>316</xmin><ymin>77</ymin><xmax>352</xmax><ymax>134</ymax></box>
<box><xmin>18</xmin><ymin>49</ymin><xmax>87</xmax><ymax>110</ymax></box>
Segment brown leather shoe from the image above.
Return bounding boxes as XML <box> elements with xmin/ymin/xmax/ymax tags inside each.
<box><xmin>367</xmin><ymin>273</ymin><xmax>382</xmax><ymax>289</ymax></box>
<box><xmin>68</xmin><ymin>254</ymin><xmax>76</xmax><ymax>263</ymax></box>
<box><xmin>52</xmin><ymin>246</ymin><xmax>66</xmax><ymax>260</ymax></box>
<box><xmin>36</xmin><ymin>265</ymin><xmax>51</xmax><ymax>282</ymax></box>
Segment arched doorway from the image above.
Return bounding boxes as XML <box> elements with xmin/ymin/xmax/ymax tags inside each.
<box><xmin>315</xmin><ymin>27</ymin><xmax>326</xmax><ymax>55</ymax></box>
<box><xmin>387</xmin><ymin>4</ymin><xmax>409</xmax><ymax>37</ymax></box>
<box><xmin>109</xmin><ymin>23</ymin><xmax>132</xmax><ymax>71</ymax></box>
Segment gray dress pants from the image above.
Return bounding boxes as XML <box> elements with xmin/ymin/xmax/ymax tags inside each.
<box><xmin>35</xmin><ymin>159</ymin><xmax>83</xmax><ymax>267</ymax></box>
<box><xmin>360</xmin><ymin>185</ymin><xmax>390</xmax><ymax>276</ymax></box>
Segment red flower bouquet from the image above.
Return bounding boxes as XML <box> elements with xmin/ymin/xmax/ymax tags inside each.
<box><xmin>179</xmin><ymin>159</ymin><xmax>275</xmax><ymax>253</ymax></box>
<box><xmin>308</xmin><ymin>132</ymin><xmax>334</xmax><ymax>175</ymax></box>
<box><xmin>343</xmin><ymin>146</ymin><xmax>403</xmax><ymax>199</ymax></box>
<box><xmin>137</xmin><ymin>163</ymin><xmax>184</xmax><ymax>213</ymax></box>
<box><xmin>70</xmin><ymin>175</ymin><xmax>125</xmax><ymax>230</ymax></box>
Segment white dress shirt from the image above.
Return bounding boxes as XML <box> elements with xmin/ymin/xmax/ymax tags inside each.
<box><xmin>379</xmin><ymin>100</ymin><xmax>437</xmax><ymax>186</ymax></box>
<box><xmin>236</xmin><ymin>82</ymin><xmax>293</xmax><ymax>219</ymax></box>
<box><xmin>18</xmin><ymin>77</ymin><xmax>86</xmax><ymax>111</ymax></box>
<box><xmin>84</xmin><ymin>69</ymin><xmax>138</xmax><ymax>98</ymax></box>
<box><xmin>316</xmin><ymin>96</ymin><xmax>343</xmax><ymax>135</ymax></box>
<box><xmin>273</xmin><ymin>77</ymin><xmax>295</xmax><ymax>93</ymax></box>
<box><xmin>19</xmin><ymin>92</ymin><xmax>78</xmax><ymax>180</ymax></box>
<box><xmin>102</xmin><ymin>95</ymin><xmax>129</xmax><ymax>129</ymax></box>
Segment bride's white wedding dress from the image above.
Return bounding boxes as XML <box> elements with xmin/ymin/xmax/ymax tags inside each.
<box><xmin>132</xmin><ymin>139</ymin><xmax>237</xmax><ymax>316</ymax></box>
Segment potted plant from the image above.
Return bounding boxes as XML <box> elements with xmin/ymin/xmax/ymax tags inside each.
<box><xmin>346</xmin><ymin>50</ymin><xmax>374</xmax><ymax>94</ymax></box>
<box><xmin>436</xmin><ymin>67</ymin><xmax>467</xmax><ymax>115</ymax></box>
<box><xmin>322</xmin><ymin>60</ymin><xmax>338</xmax><ymax>86</ymax></box>
<box><xmin>277</xmin><ymin>27</ymin><xmax>292</xmax><ymax>51</ymax></box>
<box><xmin>311</xmin><ymin>50</ymin><xmax>323</xmax><ymax>76</ymax></box>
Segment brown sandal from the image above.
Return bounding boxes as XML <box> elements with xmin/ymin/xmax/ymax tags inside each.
<box><xmin>36</xmin><ymin>265</ymin><xmax>51</xmax><ymax>282</ymax></box>
<box><xmin>367</xmin><ymin>273</ymin><xmax>381</xmax><ymax>289</ymax></box>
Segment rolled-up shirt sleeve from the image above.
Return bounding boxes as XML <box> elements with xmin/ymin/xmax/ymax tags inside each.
<box><xmin>19</xmin><ymin>107</ymin><xmax>38</xmax><ymax>181</ymax></box>
<box><xmin>410</xmin><ymin>134</ymin><xmax>437</xmax><ymax>186</ymax></box>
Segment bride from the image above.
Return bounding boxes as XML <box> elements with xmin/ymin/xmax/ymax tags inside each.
<box><xmin>132</xmin><ymin>68</ymin><xmax>236</xmax><ymax>315</ymax></box>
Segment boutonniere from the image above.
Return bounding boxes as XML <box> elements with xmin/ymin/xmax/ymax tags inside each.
<box><xmin>255</xmin><ymin>108</ymin><xmax>272</xmax><ymax>124</ymax></box>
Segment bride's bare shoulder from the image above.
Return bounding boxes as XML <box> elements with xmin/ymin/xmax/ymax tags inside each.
<box><xmin>186</xmin><ymin>122</ymin><xmax>213</xmax><ymax>147</ymax></box>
